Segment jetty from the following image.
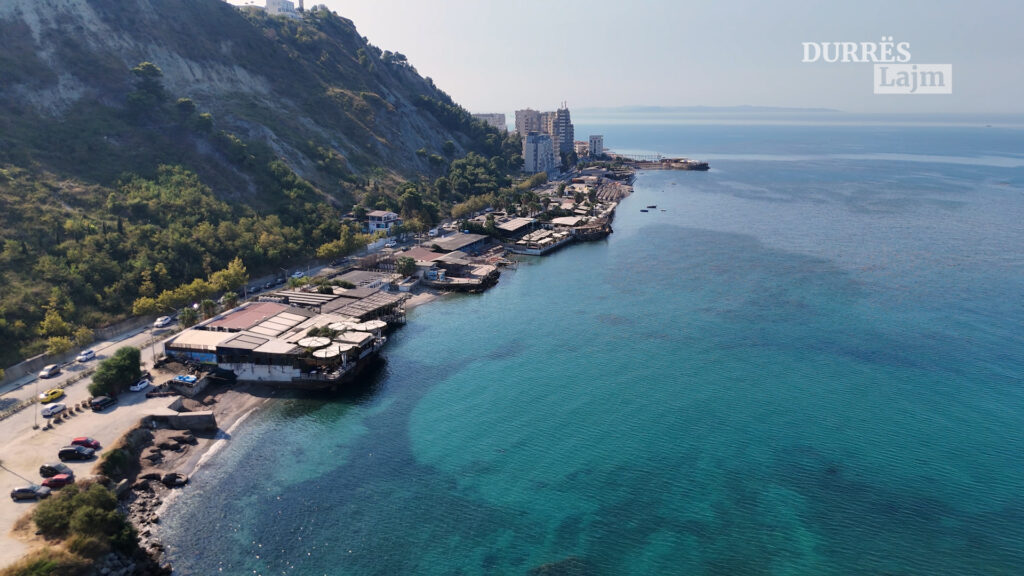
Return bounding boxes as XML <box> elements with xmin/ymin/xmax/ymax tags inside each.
<box><xmin>611</xmin><ymin>153</ymin><xmax>709</xmax><ymax>171</ymax></box>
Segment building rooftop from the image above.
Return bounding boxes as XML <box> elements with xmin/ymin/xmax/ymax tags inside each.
<box><xmin>332</xmin><ymin>291</ymin><xmax>407</xmax><ymax>320</ymax></box>
<box><xmin>367</xmin><ymin>210</ymin><xmax>398</xmax><ymax>218</ymax></box>
<box><xmin>336</xmin><ymin>270</ymin><xmax>395</xmax><ymax>288</ymax></box>
<box><xmin>402</xmin><ymin>247</ymin><xmax>444</xmax><ymax>262</ymax></box>
<box><xmin>205</xmin><ymin>302</ymin><xmax>290</xmax><ymax>331</ymax></box>
<box><xmin>249</xmin><ymin>310</ymin><xmax>312</xmax><ymax>337</ymax></box>
<box><xmin>430</xmin><ymin>233</ymin><xmax>488</xmax><ymax>253</ymax></box>
<box><xmin>497</xmin><ymin>217</ymin><xmax>535</xmax><ymax>233</ymax></box>
<box><xmin>218</xmin><ymin>332</ymin><xmax>269</xmax><ymax>352</ymax></box>
<box><xmin>551</xmin><ymin>216</ymin><xmax>585</xmax><ymax>227</ymax></box>
<box><xmin>169</xmin><ymin>329</ymin><xmax>237</xmax><ymax>351</ymax></box>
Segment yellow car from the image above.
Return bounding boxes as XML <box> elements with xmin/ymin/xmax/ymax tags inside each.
<box><xmin>38</xmin><ymin>388</ymin><xmax>64</xmax><ymax>404</ymax></box>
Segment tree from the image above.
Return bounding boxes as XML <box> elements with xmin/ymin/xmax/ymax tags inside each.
<box><xmin>396</xmin><ymin>256</ymin><xmax>416</xmax><ymax>277</ymax></box>
<box><xmin>73</xmin><ymin>326</ymin><xmax>94</xmax><ymax>347</ymax></box>
<box><xmin>221</xmin><ymin>292</ymin><xmax>239</xmax><ymax>309</ymax></box>
<box><xmin>175</xmin><ymin>97</ymin><xmax>196</xmax><ymax>119</ymax></box>
<box><xmin>179</xmin><ymin>307</ymin><xmax>198</xmax><ymax>328</ymax></box>
<box><xmin>39</xmin><ymin>309</ymin><xmax>72</xmax><ymax>338</ymax></box>
<box><xmin>132</xmin><ymin>297</ymin><xmax>159</xmax><ymax>316</ymax></box>
<box><xmin>46</xmin><ymin>336</ymin><xmax>74</xmax><ymax>355</ymax></box>
<box><xmin>88</xmin><ymin>347</ymin><xmax>141</xmax><ymax>397</ymax></box>
<box><xmin>127</xmin><ymin>61</ymin><xmax>166</xmax><ymax>117</ymax></box>
<box><xmin>199</xmin><ymin>299</ymin><xmax>217</xmax><ymax>318</ymax></box>
<box><xmin>209</xmin><ymin>257</ymin><xmax>248</xmax><ymax>293</ymax></box>
<box><xmin>130</xmin><ymin>61</ymin><xmax>165</xmax><ymax>102</ymax></box>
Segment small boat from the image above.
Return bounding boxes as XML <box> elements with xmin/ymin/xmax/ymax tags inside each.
<box><xmin>640</xmin><ymin>209</ymin><xmax>649</xmax><ymax>212</ymax></box>
<box><xmin>647</xmin><ymin>205</ymin><xmax>657</xmax><ymax>209</ymax></box>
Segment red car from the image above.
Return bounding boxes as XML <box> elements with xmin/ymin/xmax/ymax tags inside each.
<box><xmin>41</xmin><ymin>474</ymin><xmax>74</xmax><ymax>489</ymax></box>
<box><xmin>71</xmin><ymin>437</ymin><xmax>101</xmax><ymax>450</ymax></box>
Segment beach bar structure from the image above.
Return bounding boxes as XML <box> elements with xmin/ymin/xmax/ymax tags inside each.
<box><xmin>164</xmin><ymin>301</ymin><xmax>390</xmax><ymax>389</ymax></box>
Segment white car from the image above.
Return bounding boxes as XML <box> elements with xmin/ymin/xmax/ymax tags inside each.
<box><xmin>75</xmin><ymin>350</ymin><xmax>96</xmax><ymax>363</ymax></box>
<box><xmin>129</xmin><ymin>378</ymin><xmax>151</xmax><ymax>392</ymax></box>
<box><xmin>385</xmin><ymin>241</ymin><xmax>397</xmax><ymax>248</ymax></box>
<box><xmin>153</xmin><ymin>316</ymin><xmax>173</xmax><ymax>328</ymax></box>
<box><xmin>290</xmin><ymin>271</ymin><xmax>305</xmax><ymax>279</ymax></box>
<box><xmin>41</xmin><ymin>403</ymin><xmax>66</xmax><ymax>418</ymax></box>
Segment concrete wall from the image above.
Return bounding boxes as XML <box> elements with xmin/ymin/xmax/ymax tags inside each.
<box><xmin>223</xmin><ymin>363</ymin><xmax>300</xmax><ymax>383</ymax></box>
<box><xmin>149</xmin><ymin>410</ymin><xmax>217</xmax><ymax>431</ymax></box>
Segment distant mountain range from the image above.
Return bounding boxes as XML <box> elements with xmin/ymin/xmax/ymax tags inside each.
<box><xmin>577</xmin><ymin>105</ymin><xmax>843</xmax><ymax>114</ymax></box>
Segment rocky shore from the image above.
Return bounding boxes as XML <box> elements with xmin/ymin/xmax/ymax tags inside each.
<box><xmin>100</xmin><ymin>385</ymin><xmax>271</xmax><ymax>574</ymax></box>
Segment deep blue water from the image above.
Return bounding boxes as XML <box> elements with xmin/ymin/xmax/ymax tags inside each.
<box><xmin>161</xmin><ymin>121</ymin><xmax>1024</xmax><ymax>575</ymax></box>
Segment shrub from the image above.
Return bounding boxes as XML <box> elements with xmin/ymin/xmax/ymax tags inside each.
<box><xmin>0</xmin><ymin>547</ymin><xmax>90</xmax><ymax>576</ymax></box>
<box><xmin>32</xmin><ymin>485</ymin><xmax>78</xmax><ymax>537</ymax></box>
<box><xmin>69</xmin><ymin>507</ymin><xmax>121</xmax><ymax>537</ymax></box>
<box><xmin>66</xmin><ymin>534</ymin><xmax>109</xmax><ymax>559</ymax></box>
<box><xmin>99</xmin><ymin>448</ymin><xmax>132</xmax><ymax>479</ymax></box>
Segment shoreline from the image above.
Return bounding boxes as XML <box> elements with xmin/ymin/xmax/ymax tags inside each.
<box><xmin>119</xmin><ymin>289</ymin><xmax>451</xmax><ymax>568</ymax></box>
<box><xmin>0</xmin><ymin>166</ymin><xmax>628</xmax><ymax>571</ymax></box>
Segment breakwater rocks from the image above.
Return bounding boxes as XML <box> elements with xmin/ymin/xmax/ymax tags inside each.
<box><xmin>109</xmin><ymin>426</ymin><xmax>199</xmax><ymax>574</ymax></box>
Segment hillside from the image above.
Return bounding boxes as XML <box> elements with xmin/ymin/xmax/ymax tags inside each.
<box><xmin>0</xmin><ymin>0</ymin><xmax>520</xmax><ymax>366</ymax></box>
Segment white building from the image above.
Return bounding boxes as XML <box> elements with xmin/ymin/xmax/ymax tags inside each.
<box><xmin>515</xmin><ymin>109</ymin><xmax>542</xmax><ymax>137</ymax></box>
<box><xmin>574</xmin><ymin>141</ymin><xmax>589</xmax><ymax>156</ymax></box>
<box><xmin>523</xmin><ymin>132</ymin><xmax>557</xmax><ymax>174</ymax></box>
<box><xmin>589</xmin><ymin>135</ymin><xmax>604</xmax><ymax>157</ymax></box>
<box><xmin>472</xmin><ymin>113</ymin><xmax>507</xmax><ymax>131</ymax></box>
<box><xmin>367</xmin><ymin>210</ymin><xmax>401</xmax><ymax>234</ymax></box>
<box><xmin>266</xmin><ymin>0</ymin><xmax>299</xmax><ymax>17</ymax></box>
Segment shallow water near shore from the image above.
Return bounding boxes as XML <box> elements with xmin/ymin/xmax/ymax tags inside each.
<box><xmin>161</xmin><ymin>122</ymin><xmax>1024</xmax><ymax>575</ymax></box>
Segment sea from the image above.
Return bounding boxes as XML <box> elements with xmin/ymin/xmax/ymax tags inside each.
<box><xmin>160</xmin><ymin>114</ymin><xmax>1024</xmax><ymax>575</ymax></box>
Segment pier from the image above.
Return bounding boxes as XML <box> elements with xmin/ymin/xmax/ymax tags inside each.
<box><xmin>611</xmin><ymin>153</ymin><xmax>709</xmax><ymax>171</ymax></box>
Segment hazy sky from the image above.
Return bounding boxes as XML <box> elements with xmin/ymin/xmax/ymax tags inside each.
<box><xmin>235</xmin><ymin>0</ymin><xmax>1023</xmax><ymax>115</ymax></box>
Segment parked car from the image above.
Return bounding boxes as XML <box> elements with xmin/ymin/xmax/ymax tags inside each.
<box><xmin>38</xmin><ymin>364</ymin><xmax>61</xmax><ymax>379</ymax></box>
<box><xmin>263</xmin><ymin>281</ymin><xmax>273</xmax><ymax>290</ymax></box>
<box><xmin>10</xmin><ymin>485</ymin><xmax>51</xmax><ymax>501</ymax></box>
<box><xmin>39</xmin><ymin>463</ymin><xmax>73</xmax><ymax>478</ymax></box>
<box><xmin>41</xmin><ymin>474</ymin><xmax>74</xmax><ymax>489</ymax></box>
<box><xmin>130</xmin><ymin>378</ymin><xmax>151</xmax><ymax>392</ymax></box>
<box><xmin>290</xmin><ymin>271</ymin><xmax>305</xmax><ymax>279</ymax></box>
<box><xmin>385</xmin><ymin>241</ymin><xmax>397</xmax><ymax>248</ymax></box>
<box><xmin>90</xmin><ymin>396</ymin><xmax>116</xmax><ymax>411</ymax></box>
<box><xmin>38</xmin><ymin>388</ymin><xmax>64</xmax><ymax>403</ymax></box>
<box><xmin>41</xmin><ymin>403</ymin><xmax>66</xmax><ymax>418</ymax></box>
<box><xmin>71</xmin><ymin>437</ymin><xmax>101</xmax><ymax>450</ymax></box>
<box><xmin>153</xmin><ymin>315</ymin><xmax>173</xmax><ymax>328</ymax></box>
<box><xmin>58</xmin><ymin>445</ymin><xmax>95</xmax><ymax>461</ymax></box>
<box><xmin>75</xmin><ymin>349</ymin><xmax>96</xmax><ymax>363</ymax></box>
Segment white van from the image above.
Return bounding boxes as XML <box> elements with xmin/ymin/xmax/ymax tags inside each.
<box><xmin>428</xmin><ymin>228</ymin><xmax>439</xmax><ymax>237</ymax></box>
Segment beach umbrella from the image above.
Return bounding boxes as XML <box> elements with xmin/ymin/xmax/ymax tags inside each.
<box><xmin>297</xmin><ymin>336</ymin><xmax>331</xmax><ymax>349</ymax></box>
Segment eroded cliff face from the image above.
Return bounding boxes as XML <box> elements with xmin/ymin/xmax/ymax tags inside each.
<box><xmin>0</xmin><ymin>0</ymin><xmax>474</xmax><ymax>185</ymax></box>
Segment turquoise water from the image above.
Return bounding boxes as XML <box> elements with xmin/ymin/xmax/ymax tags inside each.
<box><xmin>162</xmin><ymin>123</ymin><xmax>1024</xmax><ymax>575</ymax></box>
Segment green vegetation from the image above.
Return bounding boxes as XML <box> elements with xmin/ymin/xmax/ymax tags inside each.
<box><xmin>396</xmin><ymin>256</ymin><xmax>416</xmax><ymax>277</ymax></box>
<box><xmin>0</xmin><ymin>548</ymin><xmax>90</xmax><ymax>576</ymax></box>
<box><xmin>0</xmin><ymin>2</ymin><xmax>527</xmax><ymax>367</ymax></box>
<box><xmin>98</xmin><ymin>448</ymin><xmax>133</xmax><ymax>481</ymax></box>
<box><xmin>87</xmin><ymin>347</ymin><xmax>141</xmax><ymax>398</ymax></box>
<box><xmin>26</xmin><ymin>483</ymin><xmax>138</xmax><ymax>571</ymax></box>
